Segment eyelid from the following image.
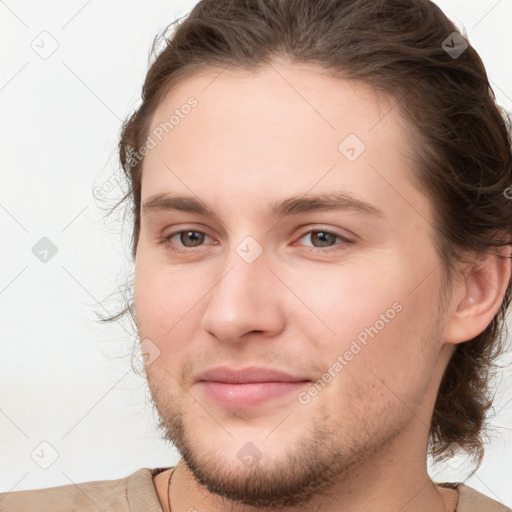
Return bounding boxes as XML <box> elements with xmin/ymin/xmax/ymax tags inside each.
<box><xmin>163</xmin><ymin>224</ymin><xmax>215</xmax><ymax>240</ymax></box>
<box><xmin>294</xmin><ymin>225</ymin><xmax>355</xmax><ymax>242</ymax></box>
<box><xmin>163</xmin><ymin>224</ymin><xmax>355</xmax><ymax>241</ymax></box>
<box><xmin>161</xmin><ymin>225</ymin><xmax>354</xmax><ymax>254</ymax></box>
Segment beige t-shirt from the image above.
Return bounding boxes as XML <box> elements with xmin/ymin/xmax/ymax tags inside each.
<box><xmin>0</xmin><ymin>467</ymin><xmax>510</xmax><ymax>511</ymax></box>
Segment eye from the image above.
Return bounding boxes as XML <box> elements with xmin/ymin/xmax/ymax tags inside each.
<box><xmin>162</xmin><ymin>229</ymin><xmax>216</xmax><ymax>252</ymax></box>
<box><xmin>294</xmin><ymin>229</ymin><xmax>353</xmax><ymax>252</ymax></box>
<box><xmin>160</xmin><ymin>228</ymin><xmax>352</xmax><ymax>254</ymax></box>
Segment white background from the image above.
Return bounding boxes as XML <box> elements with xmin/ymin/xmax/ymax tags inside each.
<box><xmin>1</xmin><ymin>0</ymin><xmax>511</xmax><ymax>507</ymax></box>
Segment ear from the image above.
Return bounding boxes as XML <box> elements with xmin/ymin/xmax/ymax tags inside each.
<box><xmin>443</xmin><ymin>245</ymin><xmax>512</xmax><ymax>345</ymax></box>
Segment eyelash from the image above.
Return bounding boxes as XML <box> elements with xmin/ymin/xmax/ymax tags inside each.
<box><xmin>160</xmin><ymin>228</ymin><xmax>353</xmax><ymax>254</ymax></box>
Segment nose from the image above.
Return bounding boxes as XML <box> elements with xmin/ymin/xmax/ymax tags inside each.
<box><xmin>200</xmin><ymin>248</ymin><xmax>286</xmax><ymax>344</ymax></box>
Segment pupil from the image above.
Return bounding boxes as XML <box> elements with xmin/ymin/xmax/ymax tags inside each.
<box><xmin>182</xmin><ymin>231</ymin><xmax>204</xmax><ymax>246</ymax></box>
<box><xmin>315</xmin><ymin>232</ymin><xmax>332</xmax><ymax>247</ymax></box>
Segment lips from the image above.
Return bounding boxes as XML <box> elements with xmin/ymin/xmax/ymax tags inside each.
<box><xmin>195</xmin><ymin>366</ymin><xmax>311</xmax><ymax>409</ymax></box>
<box><xmin>196</xmin><ymin>366</ymin><xmax>310</xmax><ymax>384</ymax></box>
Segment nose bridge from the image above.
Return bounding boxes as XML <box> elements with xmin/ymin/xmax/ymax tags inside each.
<box><xmin>200</xmin><ymin>239</ymin><xmax>284</xmax><ymax>342</ymax></box>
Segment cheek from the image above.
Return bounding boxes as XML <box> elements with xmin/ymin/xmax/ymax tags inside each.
<box><xmin>134</xmin><ymin>268</ymin><xmax>204</xmax><ymax>384</ymax></box>
<box><xmin>134</xmin><ymin>256</ymin><xmax>200</xmax><ymax>339</ymax></box>
<box><xmin>295</xmin><ymin>259</ymin><xmax>442</xmax><ymax>378</ymax></box>
<box><xmin>286</xmin><ymin>260</ymin><xmax>403</xmax><ymax>342</ymax></box>
<box><xmin>321</xmin><ymin>291</ymin><xmax>442</xmax><ymax>416</ymax></box>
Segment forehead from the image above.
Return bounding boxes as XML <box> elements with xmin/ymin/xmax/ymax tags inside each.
<box><xmin>141</xmin><ymin>61</ymin><xmax>429</xmax><ymax>226</ymax></box>
<box><xmin>149</xmin><ymin>62</ymin><xmax>403</xmax><ymax>149</ymax></box>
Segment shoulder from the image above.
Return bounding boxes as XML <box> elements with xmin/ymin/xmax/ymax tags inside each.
<box><xmin>0</xmin><ymin>467</ymin><xmax>167</xmax><ymax>512</ymax></box>
<box><xmin>456</xmin><ymin>483</ymin><xmax>512</xmax><ymax>512</ymax></box>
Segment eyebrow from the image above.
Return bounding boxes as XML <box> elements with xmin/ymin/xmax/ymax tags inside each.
<box><xmin>142</xmin><ymin>191</ymin><xmax>385</xmax><ymax>219</ymax></box>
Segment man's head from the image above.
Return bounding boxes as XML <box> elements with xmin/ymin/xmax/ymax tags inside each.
<box><xmin>101</xmin><ymin>0</ymin><xmax>512</xmax><ymax>506</ymax></box>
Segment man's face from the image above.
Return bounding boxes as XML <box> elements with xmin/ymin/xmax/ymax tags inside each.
<box><xmin>134</xmin><ymin>61</ymin><xmax>452</xmax><ymax>507</ymax></box>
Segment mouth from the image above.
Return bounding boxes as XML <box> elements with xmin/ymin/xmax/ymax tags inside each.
<box><xmin>198</xmin><ymin>381</ymin><xmax>310</xmax><ymax>409</ymax></box>
<box><xmin>195</xmin><ymin>366</ymin><xmax>311</xmax><ymax>409</ymax></box>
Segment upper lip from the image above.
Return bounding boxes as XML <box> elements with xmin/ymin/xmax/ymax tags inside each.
<box><xmin>196</xmin><ymin>366</ymin><xmax>311</xmax><ymax>384</ymax></box>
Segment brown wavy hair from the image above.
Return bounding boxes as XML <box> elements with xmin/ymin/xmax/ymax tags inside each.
<box><xmin>98</xmin><ymin>0</ymin><xmax>512</xmax><ymax>471</ymax></box>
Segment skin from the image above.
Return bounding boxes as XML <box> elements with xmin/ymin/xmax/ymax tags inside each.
<box><xmin>134</xmin><ymin>60</ymin><xmax>511</xmax><ymax>512</ymax></box>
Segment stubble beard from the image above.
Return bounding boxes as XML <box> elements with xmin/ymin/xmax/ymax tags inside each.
<box><xmin>145</xmin><ymin>373</ymin><xmax>406</xmax><ymax>509</ymax></box>
<box><xmin>141</xmin><ymin>296</ymin><xmax>446</xmax><ymax>509</ymax></box>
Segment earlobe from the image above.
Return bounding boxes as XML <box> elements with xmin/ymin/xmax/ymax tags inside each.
<box><xmin>443</xmin><ymin>245</ymin><xmax>511</xmax><ymax>345</ymax></box>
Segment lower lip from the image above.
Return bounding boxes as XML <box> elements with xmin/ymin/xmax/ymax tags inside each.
<box><xmin>198</xmin><ymin>381</ymin><xmax>309</xmax><ymax>409</ymax></box>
